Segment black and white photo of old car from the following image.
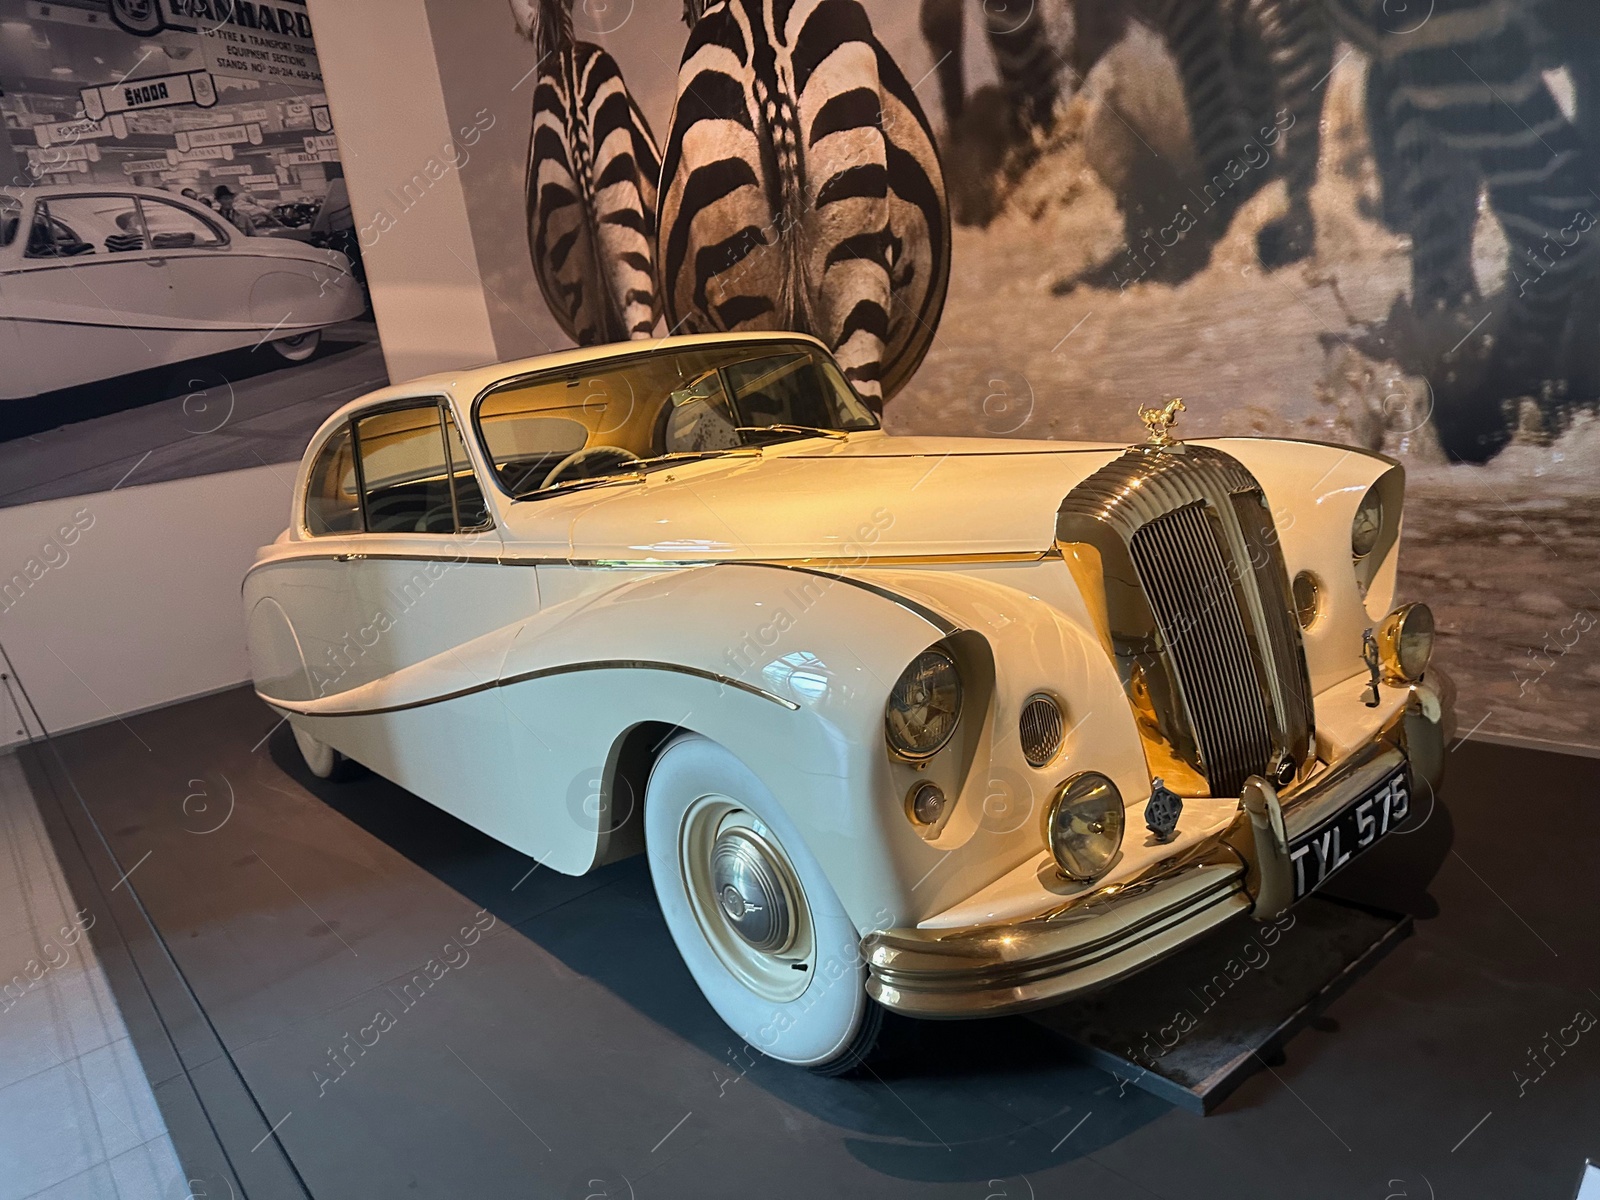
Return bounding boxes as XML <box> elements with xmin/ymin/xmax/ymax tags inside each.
<box><xmin>0</xmin><ymin>185</ymin><xmax>365</xmax><ymax>399</ymax></box>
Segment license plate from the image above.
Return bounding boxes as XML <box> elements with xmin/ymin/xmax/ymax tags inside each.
<box><xmin>1289</xmin><ymin>766</ymin><xmax>1410</xmax><ymax>900</ymax></box>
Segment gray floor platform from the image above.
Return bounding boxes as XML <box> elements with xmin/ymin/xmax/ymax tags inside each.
<box><xmin>1031</xmin><ymin>895</ymin><xmax>1413</xmax><ymax>1113</ymax></box>
<box><xmin>14</xmin><ymin>685</ymin><xmax>1600</xmax><ymax>1199</ymax></box>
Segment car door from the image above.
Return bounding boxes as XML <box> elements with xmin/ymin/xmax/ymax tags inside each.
<box><xmin>128</xmin><ymin>194</ymin><xmax>242</xmax><ymax>332</ymax></box>
<box><xmin>343</xmin><ymin>398</ymin><xmax>532</xmax><ymax>696</ymax></box>
<box><xmin>8</xmin><ymin>192</ymin><xmax>176</xmax><ymax>392</ymax></box>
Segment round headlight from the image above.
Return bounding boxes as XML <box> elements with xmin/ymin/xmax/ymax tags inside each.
<box><xmin>1352</xmin><ymin>484</ymin><xmax>1384</xmax><ymax>559</ymax></box>
<box><xmin>1378</xmin><ymin>602</ymin><xmax>1434</xmax><ymax>682</ymax></box>
<box><xmin>1045</xmin><ymin>772</ymin><xmax>1125</xmax><ymax>882</ymax></box>
<box><xmin>885</xmin><ymin>648</ymin><xmax>962</xmax><ymax>759</ymax></box>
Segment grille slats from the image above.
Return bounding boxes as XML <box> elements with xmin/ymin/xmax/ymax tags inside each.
<box><xmin>1056</xmin><ymin>444</ymin><xmax>1316</xmax><ymax>800</ymax></box>
<box><xmin>1231</xmin><ymin>492</ymin><xmax>1314</xmax><ymax>763</ymax></box>
<box><xmin>1131</xmin><ymin>501</ymin><xmax>1274</xmax><ymax>797</ymax></box>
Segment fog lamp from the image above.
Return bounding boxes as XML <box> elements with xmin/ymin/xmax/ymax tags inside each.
<box><xmin>1045</xmin><ymin>772</ymin><xmax>1125</xmax><ymax>882</ymax></box>
<box><xmin>1377</xmin><ymin>602</ymin><xmax>1434</xmax><ymax>683</ymax></box>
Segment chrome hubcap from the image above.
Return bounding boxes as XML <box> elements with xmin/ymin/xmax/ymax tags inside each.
<box><xmin>678</xmin><ymin>796</ymin><xmax>815</xmax><ymax>1003</ymax></box>
<box><xmin>710</xmin><ymin>828</ymin><xmax>794</xmax><ymax>954</ymax></box>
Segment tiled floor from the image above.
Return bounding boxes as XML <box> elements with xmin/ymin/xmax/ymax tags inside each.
<box><xmin>0</xmin><ymin>752</ymin><xmax>185</xmax><ymax>1200</ymax></box>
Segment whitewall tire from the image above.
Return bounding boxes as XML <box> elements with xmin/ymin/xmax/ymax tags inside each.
<box><xmin>271</xmin><ymin>330</ymin><xmax>321</xmax><ymax>362</ymax></box>
<box><xmin>644</xmin><ymin>734</ymin><xmax>881</xmax><ymax>1072</ymax></box>
<box><xmin>292</xmin><ymin>724</ymin><xmax>356</xmax><ymax>781</ymax></box>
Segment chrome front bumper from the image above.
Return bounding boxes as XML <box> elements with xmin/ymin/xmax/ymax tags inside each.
<box><xmin>862</xmin><ymin>684</ymin><xmax>1447</xmax><ymax>1019</ymax></box>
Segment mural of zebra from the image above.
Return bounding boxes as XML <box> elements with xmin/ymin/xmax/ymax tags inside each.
<box><xmin>1231</xmin><ymin>0</ymin><xmax>1334</xmax><ymax>266</ymax></box>
<box><xmin>659</xmin><ymin>0</ymin><xmax>951</xmax><ymax>409</ymax></box>
<box><xmin>1062</xmin><ymin>0</ymin><xmax>1331</xmax><ymax>269</ymax></box>
<box><xmin>1326</xmin><ymin>0</ymin><xmax>1600</xmax><ymax>459</ymax></box>
<box><xmin>511</xmin><ymin>0</ymin><xmax>662</xmax><ymax>346</ymax></box>
<box><xmin>918</xmin><ymin>0</ymin><xmax>1064</xmax><ymax>133</ymax></box>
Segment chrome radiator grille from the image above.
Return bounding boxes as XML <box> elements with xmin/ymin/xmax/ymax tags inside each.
<box><xmin>1055</xmin><ymin>444</ymin><xmax>1314</xmax><ymax>798</ymax></box>
<box><xmin>1130</xmin><ymin>501</ymin><xmax>1273</xmax><ymax>797</ymax></box>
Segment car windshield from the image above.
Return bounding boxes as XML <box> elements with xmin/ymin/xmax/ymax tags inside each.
<box><xmin>474</xmin><ymin>341</ymin><xmax>878</xmax><ymax>498</ymax></box>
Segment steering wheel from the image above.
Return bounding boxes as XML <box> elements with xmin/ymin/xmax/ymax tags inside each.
<box><xmin>541</xmin><ymin>445</ymin><xmax>642</xmax><ymax>489</ymax></box>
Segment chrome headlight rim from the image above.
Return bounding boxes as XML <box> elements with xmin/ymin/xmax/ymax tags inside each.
<box><xmin>1378</xmin><ymin>601</ymin><xmax>1435</xmax><ymax>683</ymax></box>
<box><xmin>1044</xmin><ymin>771</ymin><xmax>1126</xmax><ymax>883</ymax></box>
<box><xmin>1351</xmin><ymin>483</ymin><xmax>1385</xmax><ymax>560</ymax></box>
<box><xmin>884</xmin><ymin>646</ymin><xmax>963</xmax><ymax>761</ymax></box>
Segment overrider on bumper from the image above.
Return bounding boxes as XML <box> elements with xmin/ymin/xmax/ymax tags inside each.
<box><xmin>862</xmin><ymin>682</ymin><xmax>1448</xmax><ymax>1019</ymax></box>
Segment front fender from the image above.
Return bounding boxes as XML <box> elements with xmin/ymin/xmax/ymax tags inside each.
<box><xmin>498</xmin><ymin>562</ymin><xmax>959</xmax><ymax>920</ymax></box>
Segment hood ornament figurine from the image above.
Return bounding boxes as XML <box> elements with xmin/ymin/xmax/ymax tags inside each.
<box><xmin>1138</xmin><ymin>397</ymin><xmax>1186</xmax><ymax>448</ymax></box>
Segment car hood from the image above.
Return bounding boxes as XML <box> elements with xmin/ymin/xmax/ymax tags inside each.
<box><xmin>511</xmin><ymin>434</ymin><xmax>1130</xmax><ymax>560</ymax></box>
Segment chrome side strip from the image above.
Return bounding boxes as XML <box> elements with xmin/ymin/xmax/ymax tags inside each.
<box><xmin>260</xmin><ymin>658</ymin><xmax>801</xmax><ymax>718</ymax></box>
<box><xmin>243</xmin><ymin>547</ymin><xmax>1051</xmax><ymax>583</ymax></box>
<box><xmin>763</xmin><ymin>564</ymin><xmax>962</xmax><ymax>636</ymax></box>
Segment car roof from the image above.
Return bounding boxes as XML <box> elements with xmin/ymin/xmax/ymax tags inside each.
<box><xmin>324</xmin><ymin>331</ymin><xmax>837</xmax><ymax>422</ymax></box>
<box><xmin>16</xmin><ymin>183</ymin><xmax>213</xmax><ymax>202</ymax></box>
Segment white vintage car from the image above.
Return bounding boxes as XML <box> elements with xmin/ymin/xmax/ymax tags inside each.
<box><xmin>0</xmin><ymin>185</ymin><xmax>363</xmax><ymax>398</ymax></box>
<box><xmin>243</xmin><ymin>333</ymin><xmax>1450</xmax><ymax>1072</ymax></box>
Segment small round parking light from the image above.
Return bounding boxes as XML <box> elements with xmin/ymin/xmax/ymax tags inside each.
<box><xmin>907</xmin><ymin>781</ymin><xmax>947</xmax><ymax>826</ymax></box>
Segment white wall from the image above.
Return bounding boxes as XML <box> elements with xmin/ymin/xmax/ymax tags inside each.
<box><xmin>0</xmin><ymin>466</ymin><xmax>291</xmax><ymax>752</ymax></box>
<box><xmin>307</xmin><ymin>0</ymin><xmax>502</xmax><ymax>383</ymax></box>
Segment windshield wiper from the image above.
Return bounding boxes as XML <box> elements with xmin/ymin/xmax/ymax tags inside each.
<box><xmin>634</xmin><ymin>447</ymin><xmax>763</xmax><ymax>469</ymax></box>
<box><xmin>512</xmin><ymin>469</ymin><xmax>646</xmax><ymax>500</ymax></box>
<box><xmin>512</xmin><ymin>448</ymin><xmax>762</xmax><ymax>499</ymax></box>
<box><xmin>735</xmin><ymin>424</ymin><xmax>849</xmax><ymax>442</ymax></box>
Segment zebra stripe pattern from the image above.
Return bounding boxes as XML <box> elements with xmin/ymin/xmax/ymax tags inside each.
<box><xmin>516</xmin><ymin>0</ymin><xmax>662</xmax><ymax>346</ymax></box>
<box><xmin>660</xmin><ymin>0</ymin><xmax>951</xmax><ymax>408</ymax></box>
<box><xmin>1237</xmin><ymin>0</ymin><xmax>1333</xmax><ymax>265</ymax></box>
<box><xmin>1328</xmin><ymin>0</ymin><xmax>1597</xmax><ymax>354</ymax></box>
<box><xmin>919</xmin><ymin>0</ymin><xmax>1064</xmax><ymax>132</ymax></box>
<box><xmin>1061</xmin><ymin>0</ymin><xmax>1301</xmax><ymax>243</ymax></box>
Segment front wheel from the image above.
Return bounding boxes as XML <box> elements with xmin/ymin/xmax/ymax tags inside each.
<box><xmin>644</xmin><ymin>734</ymin><xmax>881</xmax><ymax>1073</ymax></box>
<box><xmin>270</xmin><ymin>329</ymin><xmax>321</xmax><ymax>362</ymax></box>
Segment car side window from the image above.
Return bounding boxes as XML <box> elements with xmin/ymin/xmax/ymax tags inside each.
<box><xmin>355</xmin><ymin>404</ymin><xmax>456</xmax><ymax>534</ymax></box>
<box><xmin>25</xmin><ymin>195</ymin><xmax>145</xmax><ymax>257</ymax></box>
<box><xmin>304</xmin><ymin>425</ymin><xmax>361</xmax><ymax>536</ymax></box>
<box><xmin>137</xmin><ymin>197</ymin><xmax>226</xmax><ymax>249</ymax></box>
<box><xmin>351</xmin><ymin>401</ymin><xmax>490</xmax><ymax>534</ymax></box>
